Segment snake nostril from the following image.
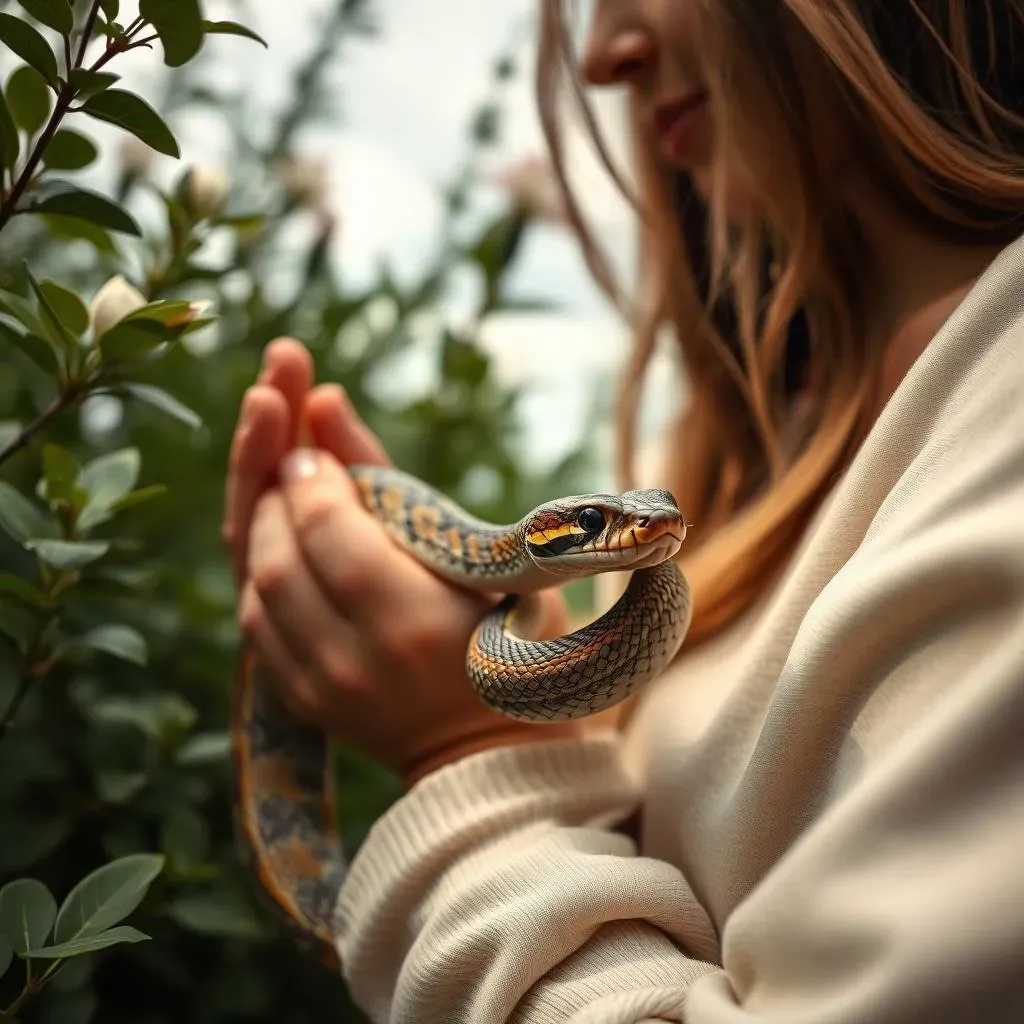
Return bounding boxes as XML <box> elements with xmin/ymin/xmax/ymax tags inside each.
<box><xmin>635</xmin><ymin>516</ymin><xmax>650</xmax><ymax>529</ymax></box>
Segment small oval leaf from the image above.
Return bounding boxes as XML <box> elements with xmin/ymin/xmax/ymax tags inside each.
<box><xmin>202</xmin><ymin>19</ymin><xmax>267</xmax><ymax>48</ymax></box>
<box><xmin>0</xmin><ymin>13</ymin><xmax>58</xmax><ymax>86</ymax></box>
<box><xmin>42</xmin><ymin>128</ymin><xmax>98</xmax><ymax>170</ymax></box>
<box><xmin>40</xmin><ymin>280</ymin><xmax>89</xmax><ymax>335</ymax></box>
<box><xmin>0</xmin><ymin>879</ymin><xmax>57</xmax><ymax>954</ymax></box>
<box><xmin>6</xmin><ymin>64</ymin><xmax>51</xmax><ymax>134</ymax></box>
<box><xmin>139</xmin><ymin>0</ymin><xmax>202</xmax><ymax>67</ymax></box>
<box><xmin>19</xmin><ymin>179</ymin><xmax>141</xmax><ymax>235</ymax></box>
<box><xmin>120</xmin><ymin>383</ymin><xmax>202</xmax><ymax>431</ymax></box>
<box><xmin>80</xmin><ymin>447</ymin><xmax>140</xmax><ymax>511</ymax></box>
<box><xmin>68</xmin><ymin>68</ymin><xmax>118</xmax><ymax>99</ymax></box>
<box><xmin>80</xmin><ymin>89</ymin><xmax>179</xmax><ymax>157</ymax></box>
<box><xmin>52</xmin><ymin>854</ymin><xmax>165</xmax><ymax>945</ymax></box>
<box><xmin>25</xmin><ymin>538</ymin><xmax>109</xmax><ymax>569</ymax></box>
<box><xmin>64</xmin><ymin>623</ymin><xmax>148</xmax><ymax>666</ymax></box>
<box><xmin>25</xmin><ymin>925</ymin><xmax>150</xmax><ymax>959</ymax></box>
<box><xmin>0</xmin><ymin>481</ymin><xmax>53</xmax><ymax>543</ymax></box>
<box><xmin>15</xmin><ymin>0</ymin><xmax>73</xmax><ymax>36</ymax></box>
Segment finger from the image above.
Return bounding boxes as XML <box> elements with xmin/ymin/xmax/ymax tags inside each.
<box><xmin>278</xmin><ymin>448</ymin><xmax>417</xmax><ymax>612</ymax></box>
<box><xmin>259</xmin><ymin>338</ymin><xmax>314</xmax><ymax>449</ymax></box>
<box><xmin>223</xmin><ymin>386</ymin><xmax>290</xmax><ymax>586</ymax></box>
<box><xmin>304</xmin><ymin>384</ymin><xmax>391</xmax><ymax>468</ymax></box>
<box><xmin>238</xmin><ymin>582</ymin><xmax>321</xmax><ymax>723</ymax></box>
<box><xmin>248</xmin><ymin>490</ymin><xmax>363</xmax><ymax>681</ymax></box>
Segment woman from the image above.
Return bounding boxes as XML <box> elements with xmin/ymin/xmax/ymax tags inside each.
<box><xmin>222</xmin><ymin>2</ymin><xmax>1024</xmax><ymax>1021</ymax></box>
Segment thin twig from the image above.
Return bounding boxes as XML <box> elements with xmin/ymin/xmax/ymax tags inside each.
<box><xmin>73</xmin><ymin>0</ymin><xmax>103</xmax><ymax>68</ymax></box>
<box><xmin>0</xmin><ymin>386</ymin><xmax>82</xmax><ymax>466</ymax></box>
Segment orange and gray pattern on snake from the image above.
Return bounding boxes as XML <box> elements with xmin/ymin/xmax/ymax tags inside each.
<box><xmin>233</xmin><ymin>463</ymin><xmax>693</xmax><ymax>969</ymax></box>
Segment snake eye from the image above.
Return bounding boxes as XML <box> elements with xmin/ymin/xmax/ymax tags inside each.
<box><xmin>577</xmin><ymin>507</ymin><xmax>606</xmax><ymax>533</ymax></box>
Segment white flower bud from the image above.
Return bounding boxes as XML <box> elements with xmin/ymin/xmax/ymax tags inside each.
<box><xmin>186</xmin><ymin>165</ymin><xmax>230</xmax><ymax>221</ymax></box>
<box><xmin>492</xmin><ymin>155</ymin><xmax>566</xmax><ymax>223</ymax></box>
<box><xmin>89</xmin><ymin>275</ymin><xmax>147</xmax><ymax>339</ymax></box>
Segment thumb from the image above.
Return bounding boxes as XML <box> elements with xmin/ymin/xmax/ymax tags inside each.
<box><xmin>304</xmin><ymin>383</ymin><xmax>392</xmax><ymax>468</ymax></box>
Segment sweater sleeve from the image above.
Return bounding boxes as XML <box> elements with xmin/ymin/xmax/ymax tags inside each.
<box><xmin>334</xmin><ymin>734</ymin><xmax>721</xmax><ymax>1022</ymax></box>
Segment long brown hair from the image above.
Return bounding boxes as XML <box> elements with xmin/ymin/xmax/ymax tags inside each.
<box><xmin>538</xmin><ymin>0</ymin><xmax>1024</xmax><ymax>646</ymax></box>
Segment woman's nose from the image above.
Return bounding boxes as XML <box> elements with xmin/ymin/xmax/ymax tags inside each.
<box><xmin>580</xmin><ymin>26</ymin><xmax>656</xmax><ymax>87</ymax></box>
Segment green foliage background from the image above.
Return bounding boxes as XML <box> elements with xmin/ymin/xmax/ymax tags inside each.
<box><xmin>0</xmin><ymin>1</ymin><xmax>596</xmax><ymax>1020</ymax></box>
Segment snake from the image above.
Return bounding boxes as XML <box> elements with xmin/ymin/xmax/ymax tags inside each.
<box><xmin>231</xmin><ymin>463</ymin><xmax>693</xmax><ymax>969</ymax></box>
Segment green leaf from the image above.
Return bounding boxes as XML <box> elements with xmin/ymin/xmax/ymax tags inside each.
<box><xmin>89</xmin><ymin>693</ymin><xmax>196</xmax><ymax>741</ymax></box>
<box><xmin>0</xmin><ymin>935</ymin><xmax>11</xmax><ymax>979</ymax></box>
<box><xmin>97</xmin><ymin>319</ymin><xmax>166</xmax><ymax>363</ymax></box>
<box><xmin>93</xmin><ymin>770</ymin><xmax>148</xmax><ymax>804</ymax></box>
<box><xmin>175</xmin><ymin>731</ymin><xmax>230</xmax><ymax>765</ymax></box>
<box><xmin>0</xmin><ymin>319</ymin><xmax>59</xmax><ymax>375</ymax></box>
<box><xmin>41</xmin><ymin>442</ymin><xmax>81</xmax><ymax>505</ymax></box>
<box><xmin>40</xmin><ymin>212</ymin><xmax>115</xmax><ymax>253</ymax></box>
<box><xmin>25</xmin><ymin>264</ymin><xmax>77</xmax><ymax>358</ymax></box>
<box><xmin>25</xmin><ymin>538</ymin><xmax>109</xmax><ymax>569</ymax></box>
<box><xmin>0</xmin><ymin>481</ymin><xmax>52</xmax><ymax>543</ymax></box>
<box><xmin>19</xmin><ymin>179</ymin><xmax>141</xmax><ymax>235</ymax></box>
<box><xmin>62</xmin><ymin>623</ymin><xmax>147</xmax><ymax>665</ymax></box>
<box><xmin>41</xmin><ymin>127</ymin><xmax>97</xmax><ymax>169</ymax></box>
<box><xmin>124</xmin><ymin>298</ymin><xmax>197</xmax><ymax>328</ymax></box>
<box><xmin>67</xmin><ymin>68</ymin><xmax>118</xmax><ymax>100</ymax></box>
<box><xmin>39</xmin><ymin>279</ymin><xmax>89</xmax><ymax>335</ymax></box>
<box><xmin>15</xmin><ymin>0</ymin><xmax>73</xmax><ymax>36</ymax></box>
<box><xmin>140</xmin><ymin>0</ymin><xmax>202</xmax><ymax>67</ymax></box>
<box><xmin>25</xmin><ymin>924</ymin><xmax>150</xmax><ymax>958</ymax></box>
<box><xmin>98</xmin><ymin>0</ymin><xmax>118</xmax><ymax>19</ymax></box>
<box><xmin>52</xmin><ymin>854</ymin><xmax>164</xmax><ymax>945</ymax></box>
<box><xmin>0</xmin><ymin>83</ymin><xmax>20</xmax><ymax>169</ymax></box>
<box><xmin>80</xmin><ymin>88</ymin><xmax>179</xmax><ymax>157</ymax></box>
<box><xmin>161</xmin><ymin>805</ymin><xmax>209</xmax><ymax>871</ymax></box>
<box><xmin>120</xmin><ymin>382</ymin><xmax>202</xmax><ymax>431</ymax></box>
<box><xmin>80</xmin><ymin>446</ymin><xmax>139</xmax><ymax>508</ymax></box>
<box><xmin>0</xmin><ymin>816</ymin><xmax>72</xmax><ymax>874</ymax></box>
<box><xmin>202</xmin><ymin>19</ymin><xmax>268</xmax><ymax>48</ymax></box>
<box><xmin>0</xmin><ymin>598</ymin><xmax>36</xmax><ymax>651</ymax></box>
<box><xmin>167</xmin><ymin>891</ymin><xmax>265</xmax><ymax>939</ymax></box>
<box><xmin>0</xmin><ymin>572</ymin><xmax>49</xmax><ymax>607</ymax></box>
<box><xmin>109</xmin><ymin>483</ymin><xmax>166</xmax><ymax>513</ymax></box>
<box><xmin>0</xmin><ymin>879</ymin><xmax>57</xmax><ymax>954</ymax></box>
<box><xmin>0</xmin><ymin>287</ymin><xmax>49</xmax><ymax>338</ymax></box>
<box><xmin>6</xmin><ymin>64</ymin><xmax>51</xmax><ymax>135</ymax></box>
<box><xmin>0</xmin><ymin>14</ymin><xmax>58</xmax><ymax>86</ymax></box>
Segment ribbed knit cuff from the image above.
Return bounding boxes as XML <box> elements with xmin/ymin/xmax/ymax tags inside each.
<box><xmin>334</xmin><ymin>733</ymin><xmax>636</xmax><ymax>953</ymax></box>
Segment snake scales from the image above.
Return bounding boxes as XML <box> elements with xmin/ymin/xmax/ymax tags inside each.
<box><xmin>232</xmin><ymin>463</ymin><xmax>693</xmax><ymax>968</ymax></box>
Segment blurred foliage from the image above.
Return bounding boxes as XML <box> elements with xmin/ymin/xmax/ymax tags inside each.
<box><xmin>0</xmin><ymin>0</ymin><xmax>593</xmax><ymax>1021</ymax></box>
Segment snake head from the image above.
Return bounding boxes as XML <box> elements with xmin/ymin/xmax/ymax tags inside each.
<box><xmin>523</xmin><ymin>488</ymin><xmax>688</xmax><ymax>577</ymax></box>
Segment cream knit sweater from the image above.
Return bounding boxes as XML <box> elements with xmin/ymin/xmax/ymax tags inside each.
<box><xmin>334</xmin><ymin>232</ymin><xmax>1024</xmax><ymax>1023</ymax></box>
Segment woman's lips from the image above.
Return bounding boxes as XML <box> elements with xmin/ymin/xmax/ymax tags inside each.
<box><xmin>653</xmin><ymin>92</ymin><xmax>709</xmax><ymax>163</ymax></box>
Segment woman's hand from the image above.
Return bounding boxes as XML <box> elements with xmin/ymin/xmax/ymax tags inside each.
<box><xmin>223</xmin><ymin>339</ymin><xmax>583</xmax><ymax>786</ymax></box>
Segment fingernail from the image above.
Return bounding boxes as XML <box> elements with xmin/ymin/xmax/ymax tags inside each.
<box><xmin>281</xmin><ymin>449</ymin><xmax>318</xmax><ymax>483</ymax></box>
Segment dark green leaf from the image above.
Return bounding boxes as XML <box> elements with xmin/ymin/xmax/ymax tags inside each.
<box><xmin>15</xmin><ymin>0</ymin><xmax>73</xmax><ymax>36</ymax></box>
<box><xmin>97</xmin><ymin>319</ymin><xmax>166</xmax><ymax>362</ymax></box>
<box><xmin>40</xmin><ymin>212</ymin><xmax>116</xmax><ymax>253</ymax></box>
<box><xmin>0</xmin><ymin>84</ymin><xmax>19</xmax><ymax>169</ymax></box>
<box><xmin>0</xmin><ymin>481</ymin><xmax>52</xmax><ymax>543</ymax></box>
<box><xmin>19</xmin><ymin>179</ymin><xmax>141</xmax><ymax>235</ymax></box>
<box><xmin>52</xmin><ymin>854</ymin><xmax>164</xmax><ymax>945</ymax></box>
<box><xmin>121</xmin><ymin>383</ymin><xmax>202</xmax><ymax>431</ymax></box>
<box><xmin>161</xmin><ymin>805</ymin><xmax>209</xmax><ymax>871</ymax></box>
<box><xmin>0</xmin><ymin>935</ymin><xmax>11</xmax><ymax>979</ymax></box>
<box><xmin>140</xmin><ymin>0</ymin><xmax>202</xmax><ymax>67</ymax></box>
<box><xmin>0</xmin><ymin>599</ymin><xmax>35</xmax><ymax>651</ymax></box>
<box><xmin>24</xmin><ymin>264</ymin><xmax>76</xmax><ymax>357</ymax></box>
<box><xmin>61</xmin><ymin>623</ymin><xmax>147</xmax><ymax>665</ymax></box>
<box><xmin>0</xmin><ymin>286</ymin><xmax>48</xmax><ymax>338</ymax></box>
<box><xmin>42</xmin><ymin>127</ymin><xmax>97</xmax><ymax>170</ymax></box>
<box><xmin>6</xmin><ymin>64</ymin><xmax>51</xmax><ymax>135</ymax></box>
<box><xmin>174</xmin><ymin>731</ymin><xmax>230</xmax><ymax>765</ymax></box>
<box><xmin>67</xmin><ymin>68</ymin><xmax>118</xmax><ymax>99</ymax></box>
<box><xmin>0</xmin><ymin>14</ymin><xmax>58</xmax><ymax>86</ymax></box>
<box><xmin>167</xmin><ymin>891</ymin><xmax>265</xmax><ymax>939</ymax></box>
<box><xmin>89</xmin><ymin>693</ymin><xmax>195</xmax><ymax>740</ymax></box>
<box><xmin>98</xmin><ymin>0</ymin><xmax>118</xmax><ymax>19</ymax></box>
<box><xmin>93</xmin><ymin>770</ymin><xmax>148</xmax><ymax>804</ymax></box>
<box><xmin>124</xmin><ymin>298</ymin><xmax>197</xmax><ymax>328</ymax></box>
<box><xmin>0</xmin><ymin>320</ymin><xmax>59</xmax><ymax>375</ymax></box>
<box><xmin>25</xmin><ymin>925</ymin><xmax>150</xmax><ymax>958</ymax></box>
<box><xmin>0</xmin><ymin>879</ymin><xmax>57</xmax><ymax>954</ymax></box>
<box><xmin>25</xmin><ymin>538</ymin><xmax>109</xmax><ymax>569</ymax></box>
<box><xmin>39</xmin><ymin>279</ymin><xmax>89</xmax><ymax>334</ymax></box>
<box><xmin>201</xmin><ymin>19</ymin><xmax>267</xmax><ymax>48</ymax></box>
<box><xmin>80</xmin><ymin>88</ymin><xmax>179</xmax><ymax>157</ymax></box>
<box><xmin>41</xmin><ymin>442</ymin><xmax>80</xmax><ymax>504</ymax></box>
<box><xmin>0</xmin><ymin>815</ymin><xmax>72</xmax><ymax>873</ymax></box>
<box><xmin>77</xmin><ymin>446</ymin><xmax>139</xmax><ymax>526</ymax></box>
<box><xmin>108</xmin><ymin>483</ymin><xmax>166</xmax><ymax>513</ymax></box>
<box><xmin>0</xmin><ymin>572</ymin><xmax>49</xmax><ymax>607</ymax></box>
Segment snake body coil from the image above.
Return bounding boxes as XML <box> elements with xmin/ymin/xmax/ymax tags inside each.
<box><xmin>232</xmin><ymin>464</ymin><xmax>692</xmax><ymax>968</ymax></box>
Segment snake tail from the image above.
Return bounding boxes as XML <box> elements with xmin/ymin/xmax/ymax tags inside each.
<box><xmin>232</xmin><ymin>650</ymin><xmax>345</xmax><ymax>970</ymax></box>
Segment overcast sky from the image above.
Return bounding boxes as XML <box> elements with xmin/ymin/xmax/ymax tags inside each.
<box><xmin>93</xmin><ymin>0</ymin><xmax>680</xmax><ymax>478</ymax></box>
